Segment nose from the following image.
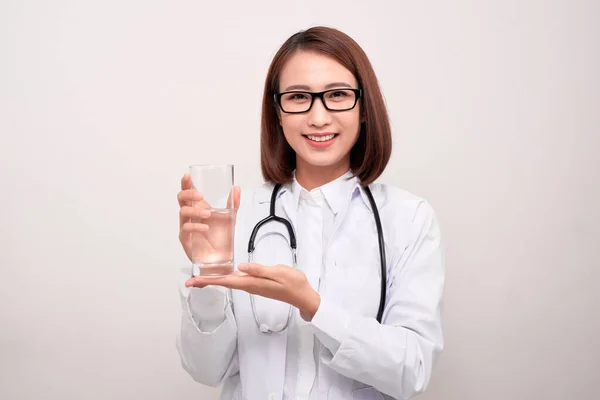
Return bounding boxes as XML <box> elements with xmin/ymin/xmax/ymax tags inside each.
<box><xmin>307</xmin><ymin>97</ymin><xmax>332</xmax><ymax>128</ymax></box>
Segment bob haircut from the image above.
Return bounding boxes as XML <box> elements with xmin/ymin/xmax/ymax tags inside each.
<box><xmin>260</xmin><ymin>26</ymin><xmax>392</xmax><ymax>186</ymax></box>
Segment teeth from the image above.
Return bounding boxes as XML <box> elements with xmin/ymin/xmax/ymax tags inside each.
<box><xmin>307</xmin><ymin>134</ymin><xmax>335</xmax><ymax>142</ymax></box>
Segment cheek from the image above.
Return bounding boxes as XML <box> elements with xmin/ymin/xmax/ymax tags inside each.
<box><xmin>280</xmin><ymin>115</ymin><xmax>303</xmax><ymax>137</ymax></box>
<box><xmin>338</xmin><ymin>113</ymin><xmax>361</xmax><ymax>137</ymax></box>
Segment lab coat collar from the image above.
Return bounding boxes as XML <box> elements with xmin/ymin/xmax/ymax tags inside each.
<box><xmin>356</xmin><ymin>184</ymin><xmax>377</xmax><ymax>214</ymax></box>
<box><xmin>288</xmin><ymin>169</ymin><xmax>360</xmax><ymax>215</ymax></box>
<box><xmin>319</xmin><ymin>170</ymin><xmax>360</xmax><ymax>215</ymax></box>
<box><xmin>257</xmin><ymin>174</ymin><xmax>373</xmax><ymax>218</ymax></box>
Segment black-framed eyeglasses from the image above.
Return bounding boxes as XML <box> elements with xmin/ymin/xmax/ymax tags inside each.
<box><xmin>274</xmin><ymin>88</ymin><xmax>362</xmax><ymax>114</ymax></box>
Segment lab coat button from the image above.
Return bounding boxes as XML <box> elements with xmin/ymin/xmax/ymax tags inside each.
<box><xmin>268</xmin><ymin>393</ymin><xmax>276</xmax><ymax>400</ymax></box>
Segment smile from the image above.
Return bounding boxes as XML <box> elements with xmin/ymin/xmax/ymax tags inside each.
<box><xmin>303</xmin><ymin>133</ymin><xmax>338</xmax><ymax>141</ymax></box>
<box><xmin>302</xmin><ymin>133</ymin><xmax>339</xmax><ymax>148</ymax></box>
<box><xmin>306</xmin><ymin>134</ymin><xmax>336</xmax><ymax>142</ymax></box>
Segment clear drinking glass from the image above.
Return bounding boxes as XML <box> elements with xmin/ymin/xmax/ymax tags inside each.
<box><xmin>189</xmin><ymin>164</ymin><xmax>235</xmax><ymax>276</ymax></box>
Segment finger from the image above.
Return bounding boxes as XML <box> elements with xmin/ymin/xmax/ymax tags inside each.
<box><xmin>185</xmin><ymin>277</ymin><xmax>208</xmax><ymax>288</ymax></box>
<box><xmin>180</xmin><ymin>222</ymin><xmax>209</xmax><ymax>232</ymax></box>
<box><xmin>180</xmin><ymin>206</ymin><xmax>211</xmax><ymax>221</ymax></box>
<box><xmin>179</xmin><ymin>207</ymin><xmax>211</xmax><ymax>229</ymax></box>
<box><xmin>185</xmin><ymin>276</ymin><xmax>240</xmax><ymax>288</ymax></box>
<box><xmin>186</xmin><ymin>274</ymin><xmax>275</xmax><ymax>295</ymax></box>
<box><xmin>233</xmin><ymin>186</ymin><xmax>241</xmax><ymax>211</ymax></box>
<box><xmin>185</xmin><ymin>270</ymin><xmax>249</xmax><ymax>287</ymax></box>
<box><xmin>227</xmin><ymin>186</ymin><xmax>242</xmax><ymax>213</ymax></box>
<box><xmin>185</xmin><ymin>274</ymin><xmax>241</xmax><ymax>288</ymax></box>
<box><xmin>237</xmin><ymin>262</ymin><xmax>279</xmax><ymax>280</ymax></box>
<box><xmin>178</xmin><ymin>189</ymin><xmax>204</xmax><ymax>207</ymax></box>
<box><xmin>181</xmin><ymin>174</ymin><xmax>191</xmax><ymax>191</ymax></box>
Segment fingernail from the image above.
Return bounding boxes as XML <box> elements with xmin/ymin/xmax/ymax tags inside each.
<box><xmin>238</xmin><ymin>263</ymin><xmax>248</xmax><ymax>271</ymax></box>
<box><xmin>193</xmin><ymin>192</ymin><xmax>203</xmax><ymax>199</ymax></box>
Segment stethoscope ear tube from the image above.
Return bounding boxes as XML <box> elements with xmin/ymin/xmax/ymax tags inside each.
<box><xmin>363</xmin><ymin>186</ymin><xmax>387</xmax><ymax>324</ymax></box>
<box><xmin>248</xmin><ymin>184</ymin><xmax>297</xmax><ymax>253</ymax></box>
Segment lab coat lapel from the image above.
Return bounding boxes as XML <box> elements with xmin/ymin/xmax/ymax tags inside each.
<box><xmin>280</xmin><ymin>186</ymin><xmax>325</xmax><ymax>295</ymax></box>
<box><xmin>279</xmin><ymin>188</ymin><xmax>297</xmax><ymax>233</ymax></box>
<box><xmin>326</xmin><ymin>186</ymin><xmax>361</xmax><ymax>252</ymax></box>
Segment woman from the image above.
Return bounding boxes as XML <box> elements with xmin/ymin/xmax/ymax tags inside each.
<box><xmin>176</xmin><ymin>26</ymin><xmax>445</xmax><ymax>400</ymax></box>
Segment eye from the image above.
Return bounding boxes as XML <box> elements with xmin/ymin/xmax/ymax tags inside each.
<box><xmin>283</xmin><ymin>92</ymin><xmax>310</xmax><ymax>102</ymax></box>
<box><xmin>327</xmin><ymin>90</ymin><xmax>351</xmax><ymax>100</ymax></box>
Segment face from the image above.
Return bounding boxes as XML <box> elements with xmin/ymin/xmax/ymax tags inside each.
<box><xmin>277</xmin><ymin>51</ymin><xmax>361</xmax><ymax>175</ymax></box>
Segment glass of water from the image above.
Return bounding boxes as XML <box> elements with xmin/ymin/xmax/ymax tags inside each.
<box><xmin>189</xmin><ymin>164</ymin><xmax>235</xmax><ymax>276</ymax></box>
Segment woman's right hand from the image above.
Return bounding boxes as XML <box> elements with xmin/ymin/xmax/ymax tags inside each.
<box><xmin>178</xmin><ymin>173</ymin><xmax>241</xmax><ymax>262</ymax></box>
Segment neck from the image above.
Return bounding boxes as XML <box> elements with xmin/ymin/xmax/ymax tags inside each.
<box><xmin>295</xmin><ymin>158</ymin><xmax>350</xmax><ymax>191</ymax></box>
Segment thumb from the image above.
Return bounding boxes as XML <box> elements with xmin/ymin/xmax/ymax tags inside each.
<box><xmin>233</xmin><ymin>186</ymin><xmax>241</xmax><ymax>212</ymax></box>
<box><xmin>181</xmin><ymin>173</ymin><xmax>192</xmax><ymax>190</ymax></box>
<box><xmin>227</xmin><ymin>186</ymin><xmax>242</xmax><ymax>214</ymax></box>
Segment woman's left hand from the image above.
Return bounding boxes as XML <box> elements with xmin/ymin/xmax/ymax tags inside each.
<box><xmin>185</xmin><ymin>263</ymin><xmax>321</xmax><ymax>321</ymax></box>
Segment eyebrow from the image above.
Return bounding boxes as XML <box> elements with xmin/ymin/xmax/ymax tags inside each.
<box><xmin>282</xmin><ymin>82</ymin><xmax>353</xmax><ymax>92</ymax></box>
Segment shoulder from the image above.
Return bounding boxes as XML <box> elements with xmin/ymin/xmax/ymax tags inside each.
<box><xmin>366</xmin><ymin>183</ymin><xmax>439</xmax><ymax>229</ymax></box>
<box><xmin>367</xmin><ymin>184</ymin><xmax>443</xmax><ymax>269</ymax></box>
<box><xmin>238</xmin><ymin>182</ymin><xmax>276</xmax><ymax>206</ymax></box>
<box><xmin>236</xmin><ymin>182</ymin><xmax>278</xmax><ymax>219</ymax></box>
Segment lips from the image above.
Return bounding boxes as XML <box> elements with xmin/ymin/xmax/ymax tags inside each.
<box><xmin>302</xmin><ymin>133</ymin><xmax>339</xmax><ymax>148</ymax></box>
<box><xmin>305</xmin><ymin>133</ymin><xmax>336</xmax><ymax>142</ymax></box>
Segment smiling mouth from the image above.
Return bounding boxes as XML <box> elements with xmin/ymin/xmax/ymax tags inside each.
<box><xmin>303</xmin><ymin>134</ymin><xmax>339</xmax><ymax>142</ymax></box>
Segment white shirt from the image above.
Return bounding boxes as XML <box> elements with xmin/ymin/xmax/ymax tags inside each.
<box><xmin>176</xmin><ymin>170</ymin><xmax>445</xmax><ymax>400</ymax></box>
<box><xmin>284</xmin><ymin>173</ymin><xmax>341</xmax><ymax>399</ymax></box>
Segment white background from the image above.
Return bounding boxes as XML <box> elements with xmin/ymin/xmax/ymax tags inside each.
<box><xmin>1</xmin><ymin>1</ymin><xmax>599</xmax><ymax>399</ymax></box>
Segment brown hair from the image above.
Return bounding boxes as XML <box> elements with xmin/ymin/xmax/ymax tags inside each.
<box><xmin>260</xmin><ymin>26</ymin><xmax>392</xmax><ymax>186</ymax></box>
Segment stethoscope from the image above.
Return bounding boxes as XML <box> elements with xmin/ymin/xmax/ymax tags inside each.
<box><xmin>247</xmin><ymin>183</ymin><xmax>387</xmax><ymax>334</ymax></box>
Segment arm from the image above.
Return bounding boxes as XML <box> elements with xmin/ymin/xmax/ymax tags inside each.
<box><xmin>175</xmin><ymin>268</ymin><xmax>239</xmax><ymax>387</ymax></box>
<box><xmin>310</xmin><ymin>201</ymin><xmax>445</xmax><ymax>399</ymax></box>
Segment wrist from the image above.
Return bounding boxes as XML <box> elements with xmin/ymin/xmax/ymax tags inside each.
<box><xmin>299</xmin><ymin>286</ymin><xmax>321</xmax><ymax>321</ymax></box>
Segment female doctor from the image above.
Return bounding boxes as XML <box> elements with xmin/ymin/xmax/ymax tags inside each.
<box><xmin>176</xmin><ymin>26</ymin><xmax>445</xmax><ymax>400</ymax></box>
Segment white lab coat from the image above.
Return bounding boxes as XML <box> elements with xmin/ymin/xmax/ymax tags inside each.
<box><xmin>176</xmin><ymin>177</ymin><xmax>445</xmax><ymax>400</ymax></box>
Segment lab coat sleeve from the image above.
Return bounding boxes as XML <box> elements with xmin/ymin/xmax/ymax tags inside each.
<box><xmin>175</xmin><ymin>267</ymin><xmax>239</xmax><ymax>387</ymax></box>
<box><xmin>310</xmin><ymin>201</ymin><xmax>445</xmax><ymax>400</ymax></box>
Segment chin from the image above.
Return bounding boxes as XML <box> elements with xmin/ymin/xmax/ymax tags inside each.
<box><xmin>300</xmin><ymin>153</ymin><xmax>346</xmax><ymax>168</ymax></box>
